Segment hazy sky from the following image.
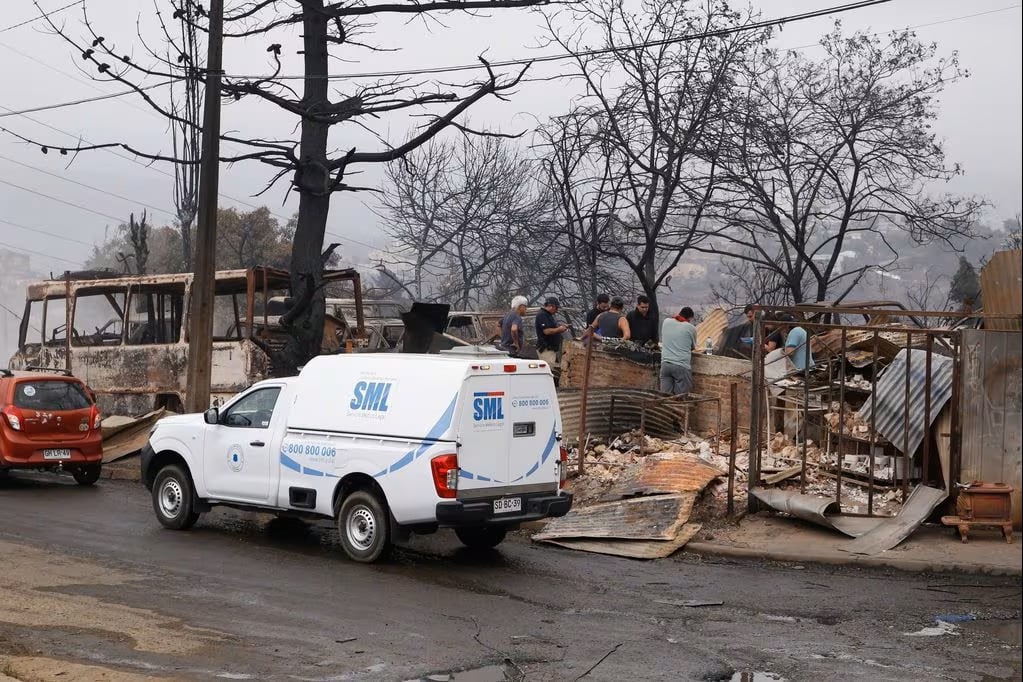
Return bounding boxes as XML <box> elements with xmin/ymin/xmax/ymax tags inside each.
<box><xmin>1</xmin><ymin>0</ymin><xmax>1020</xmax><ymax>277</ymax></box>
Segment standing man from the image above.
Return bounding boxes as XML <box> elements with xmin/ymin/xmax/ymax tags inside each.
<box><xmin>626</xmin><ymin>295</ymin><xmax>658</xmax><ymax>345</ymax></box>
<box><xmin>591</xmin><ymin>297</ymin><xmax>630</xmax><ymax>339</ymax></box>
<box><xmin>499</xmin><ymin>295</ymin><xmax>528</xmax><ymax>356</ymax></box>
<box><xmin>535</xmin><ymin>296</ymin><xmax>570</xmax><ymax>366</ymax></box>
<box><xmin>784</xmin><ymin>317</ymin><xmax>815</xmax><ymax>373</ymax></box>
<box><xmin>585</xmin><ymin>294</ymin><xmax>610</xmax><ymax>328</ymax></box>
<box><xmin>660</xmin><ymin>306</ymin><xmax>697</xmax><ymax>397</ymax></box>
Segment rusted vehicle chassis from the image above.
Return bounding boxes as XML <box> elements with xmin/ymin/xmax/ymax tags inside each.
<box><xmin>9</xmin><ymin>267</ymin><xmax>363</xmax><ymax>416</ymax></box>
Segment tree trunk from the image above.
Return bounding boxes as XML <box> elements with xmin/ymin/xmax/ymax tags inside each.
<box><xmin>280</xmin><ymin>2</ymin><xmax>330</xmax><ymax>373</ymax></box>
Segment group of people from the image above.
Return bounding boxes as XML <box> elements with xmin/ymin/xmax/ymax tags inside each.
<box><xmin>495</xmin><ymin>295</ymin><xmax>815</xmax><ymax>402</ymax></box>
<box><xmin>496</xmin><ymin>293</ymin><xmax>702</xmax><ymax>398</ymax></box>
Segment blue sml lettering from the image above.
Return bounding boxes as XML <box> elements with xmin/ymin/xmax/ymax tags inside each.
<box><xmin>350</xmin><ymin>381</ymin><xmax>392</xmax><ymax>412</ymax></box>
<box><xmin>472</xmin><ymin>397</ymin><xmax>504</xmax><ymax>421</ymax></box>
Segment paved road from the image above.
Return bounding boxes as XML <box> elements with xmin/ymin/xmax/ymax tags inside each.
<box><xmin>0</xmin><ymin>472</ymin><xmax>1020</xmax><ymax>681</ymax></box>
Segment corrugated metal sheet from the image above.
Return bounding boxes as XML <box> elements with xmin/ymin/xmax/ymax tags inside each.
<box><xmin>558</xmin><ymin>388</ymin><xmax>684</xmax><ymax>440</ymax></box>
<box><xmin>535</xmin><ymin>523</ymin><xmax>702</xmax><ymax>559</ymax></box>
<box><xmin>533</xmin><ymin>493</ymin><xmax>696</xmax><ymax>541</ymax></box>
<box><xmin>696</xmin><ymin>307</ymin><xmax>729</xmax><ymax>350</ymax></box>
<box><xmin>959</xmin><ymin>329</ymin><xmax>1022</xmax><ymax>526</ymax></box>
<box><xmin>603</xmin><ymin>453</ymin><xmax>723</xmax><ymax>500</ymax></box>
<box><xmin>857</xmin><ymin>348</ymin><xmax>954</xmax><ymax>456</ymax></box>
<box><xmin>980</xmin><ymin>249</ymin><xmax>1022</xmax><ymax>332</ymax></box>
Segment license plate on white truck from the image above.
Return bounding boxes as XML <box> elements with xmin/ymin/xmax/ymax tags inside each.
<box><xmin>493</xmin><ymin>497</ymin><xmax>521</xmax><ymax>514</ymax></box>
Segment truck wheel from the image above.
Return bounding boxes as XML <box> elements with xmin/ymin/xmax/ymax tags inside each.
<box><xmin>337</xmin><ymin>490</ymin><xmax>391</xmax><ymax>563</ymax></box>
<box><xmin>152</xmin><ymin>465</ymin><xmax>201</xmax><ymax>530</ymax></box>
<box><xmin>72</xmin><ymin>464</ymin><xmax>102</xmax><ymax>486</ymax></box>
<box><xmin>455</xmin><ymin>525</ymin><xmax>508</xmax><ymax>550</ymax></box>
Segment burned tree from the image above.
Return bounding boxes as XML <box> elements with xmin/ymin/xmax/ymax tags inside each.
<box><xmin>165</xmin><ymin>3</ymin><xmax>202</xmax><ymax>271</ymax></box>
<box><xmin>705</xmin><ymin>26</ymin><xmax>984</xmax><ymax>305</ymax></box>
<box><xmin>540</xmin><ymin>0</ymin><xmax>764</xmax><ymax>318</ymax></box>
<box><xmin>377</xmin><ymin>135</ymin><xmax>558</xmax><ymax>308</ymax></box>
<box><xmin>12</xmin><ymin>0</ymin><xmax>557</xmax><ymax>371</ymax></box>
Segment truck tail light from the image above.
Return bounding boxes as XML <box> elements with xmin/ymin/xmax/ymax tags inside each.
<box><xmin>503</xmin><ymin>364</ymin><xmax>517</xmax><ymax>373</ymax></box>
<box><xmin>90</xmin><ymin>405</ymin><xmax>102</xmax><ymax>430</ymax></box>
<box><xmin>558</xmin><ymin>446</ymin><xmax>568</xmax><ymax>487</ymax></box>
<box><xmin>2</xmin><ymin>405</ymin><xmax>23</xmax><ymax>431</ymax></box>
<box><xmin>431</xmin><ymin>454</ymin><xmax>458</xmax><ymax>499</ymax></box>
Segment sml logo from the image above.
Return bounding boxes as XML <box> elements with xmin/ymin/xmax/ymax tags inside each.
<box><xmin>472</xmin><ymin>391</ymin><xmax>505</xmax><ymax>421</ymax></box>
<box><xmin>350</xmin><ymin>381</ymin><xmax>393</xmax><ymax>412</ymax></box>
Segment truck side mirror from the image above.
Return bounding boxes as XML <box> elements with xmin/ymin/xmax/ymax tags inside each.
<box><xmin>203</xmin><ymin>407</ymin><xmax>219</xmax><ymax>425</ymax></box>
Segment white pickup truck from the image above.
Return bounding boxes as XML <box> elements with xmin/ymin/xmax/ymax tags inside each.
<box><xmin>140</xmin><ymin>347</ymin><xmax>572</xmax><ymax>562</ymax></box>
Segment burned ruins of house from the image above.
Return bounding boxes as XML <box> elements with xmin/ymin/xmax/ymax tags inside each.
<box><xmin>536</xmin><ymin>255</ymin><xmax>1022</xmax><ymax>557</ymax></box>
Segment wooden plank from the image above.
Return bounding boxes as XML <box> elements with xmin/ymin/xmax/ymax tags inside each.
<box><xmin>762</xmin><ymin>465</ymin><xmax>802</xmax><ymax>485</ymax></box>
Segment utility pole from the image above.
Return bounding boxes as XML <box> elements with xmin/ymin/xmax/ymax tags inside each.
<box><xmin>184</xmin><ymin>0</ymin><xmax>224</xmax><ymax>413</ymax></box>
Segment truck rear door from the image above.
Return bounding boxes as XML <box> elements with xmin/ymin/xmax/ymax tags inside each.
<box><xmin>456</xmin><ymin>371</ymin><xmax>560</xmax><ymax>501</ymax></box>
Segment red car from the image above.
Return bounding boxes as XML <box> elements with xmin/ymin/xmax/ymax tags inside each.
<box><xmin>0</xmin><ymin>370</ymin><xmax>103</xmax><ymax>485</ymax></box>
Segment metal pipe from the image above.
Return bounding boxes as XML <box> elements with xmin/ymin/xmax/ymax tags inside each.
<box><xmin>748</xmin><ymin>311</ymin><xmax>765</xmax><ymax>513</ymax></box>
<box><xmin>868</xmin><ymin>331</ymin><xmax>879</xmax><ymax>516</ymax></box>
<box><xmin>800</xmin><ymin>324</ymin><xmax>810</xmax><ymax>495</ymax></box>
<box><xmin>728</xmin><ymin>381</ymin><xmax>738</xmax><ymax>517</ymax></box>
<box><xmin>949</xmin><ymin>332</ymin><xmax>963</xmax><ymax>494</ymax></box>
<box><xmin>903</xmin><ymin>331</ymin><xmax>912</xmax><ymax>500</ymax></box>
<box><xmin>923</xmin><ymin>334</ymin><xmax>933</xmax><ymax>485</ymax></box>
<box><xmin>837</xmin><ymin>328</ymin><xmax>847</xmax><ymax>507</ymax></box>
<box><xmin>576</xmin><ymin>337</ymin><xmax>594</xmax><ymax>475</ymax></box>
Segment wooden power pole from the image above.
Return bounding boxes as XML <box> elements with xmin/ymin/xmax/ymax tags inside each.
<box><xmin>184</xmin><ymin>0</ymin><xmax>224</xmax><ymax>413</ymax></box>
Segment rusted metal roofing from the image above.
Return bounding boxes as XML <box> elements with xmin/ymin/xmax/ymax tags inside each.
<box><xmin>536</xmin><ymin>523</ymin><xmax>702</xmax><ymax>559</ymax></box>
<box><xmin>558</xmin><ymin>388</ymin><xmax>684</xmax><ymax>441</ymax></box>
<box><xmin>602</xmin><ymin>453</ymin><xmax>723</xmax><ymax>500</ymax></box>
<box><xmin>980</xmin><ymin>249</ymin><xmax>1023</xmax><ymax>332</ymax></box>
<box><xmin>533</xmin><ymin>493</ymin><xmax>696</xmax><ymax>541</ymax></box>
<box><xmin>857</xmin><ymin>348</ymin><xmax>955</xmax><ymax>456</ymax></box>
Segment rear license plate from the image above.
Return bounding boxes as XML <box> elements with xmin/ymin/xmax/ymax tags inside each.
<box><xmin>42</xmin><ymin>449</ymin><xmax>71</xmax><ymax>460</ymax></box>
<box><xmin>493</xmin><ymin>497</ymin><xmax>522</xmax><ymax>514</ymax></box>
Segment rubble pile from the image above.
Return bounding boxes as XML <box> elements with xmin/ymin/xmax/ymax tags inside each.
<box><xmin>572</xmin><ymin>429</ymin><xmax>729</xmax><ymax>506</ymax></box>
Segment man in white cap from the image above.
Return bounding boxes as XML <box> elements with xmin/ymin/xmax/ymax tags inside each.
<box><xmin>499</xmin><ymin>295</ymin><xmax>528</xmax><ymax>356</ymax></box>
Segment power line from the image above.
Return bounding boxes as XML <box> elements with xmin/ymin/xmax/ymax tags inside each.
<box><xmin>0</xmin><ymin>81</ymin><xmax>171</xmax><ymax>119</ymax></box>
<box><xmin>223</xmin><ymin>0</ymin><xmax>895</xmax><ymax>81</ymax></box>
<box><xmin>0</xmin><ymin>1</ymin><xmax>893</xmax><ymax>115</ymax></box>
<box><xmin>0</xmin><ymin>153</ymin><xmax>178</xmax><ymax>221</ymax></box>
<box><xmin>0</xmin><ymin>239</ymin><xmax>82</xmax><ymax>267</ymax></box>
<box><xmin>0</xmin><ymin>215</ymin><xmax>95</xmax><ymax>247</ymax></box>
<box><xmin>0</xmin><ymin>176</ymin><xmax>124</xmax><ymax>223</ymax></box>
<box><xmin>0</xmin><ymin>0</ymin><xmax>82</xmax><ymax>33</ymax></box>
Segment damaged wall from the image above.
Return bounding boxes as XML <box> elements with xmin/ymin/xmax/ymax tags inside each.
<box><xmin>689</xmin><ymin>354</ymin><xmax>751</xmax><ymax>435</ymax></box>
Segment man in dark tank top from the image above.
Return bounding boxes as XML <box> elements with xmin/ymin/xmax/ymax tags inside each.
<box><xmin>590</xmin><ymin>297</ymin><xmax>631</xmax><ymax>340</ymax></box>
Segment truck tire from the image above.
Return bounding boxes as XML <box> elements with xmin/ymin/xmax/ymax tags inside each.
<box><xmin>337</xmin><ymin>490</ymin><xmax>391</xmax><ymax>563</ymax></box>
<box><xmin>72</xmin><ymin>464</ymin><xmax>102</xmax><ymax>486</ymax></box>
<box><xmin>455</xmin><ymin>525</ymin><xmax>508</xmax><ymax>550</ymax></box>
<box><xmin>152</xmin><ymin>464</ymin><xmax>201</xmax><ymax>530</ymax></box>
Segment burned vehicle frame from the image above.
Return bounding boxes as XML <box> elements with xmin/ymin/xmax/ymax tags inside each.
<box><xmin>9</xmin><ymin>267</ymin><xmax>364</xmax><ymax>417</ymax></box>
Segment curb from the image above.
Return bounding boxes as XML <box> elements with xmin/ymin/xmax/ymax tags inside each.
<box><xmin>684</xmin><ymin>541</ymin><xmax>1023</xmax><ymax>577</ymax></box>
<box><xmin>100</xmin><ymin>462</ymin><xmax>140</xmax><ymax>482</ymax></box>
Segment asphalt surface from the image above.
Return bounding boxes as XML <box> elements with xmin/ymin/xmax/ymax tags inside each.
<box><xmin>0</xmin><ymin>471</ymin><xmax>1020</xmax><ymax>682</ymax></box>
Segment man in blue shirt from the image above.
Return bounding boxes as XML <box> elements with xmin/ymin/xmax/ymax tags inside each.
<box><xmin>500</xmin><ymin>296</ymin><xmax>528</xmax><ymax>356</ymax></box>
<box><xmin>659</xmin><ymin>307</ymin><xmax>697</xmax><ymax>396</ymax></box>
<box><xmin>784</xmin><ymin>321</ymin><xmax>815</xmax><ymax>372</ymax></box>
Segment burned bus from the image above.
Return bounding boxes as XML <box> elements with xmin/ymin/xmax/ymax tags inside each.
<box><xmin>8</xmin><ymin>267</ymin><xmax>365</xmax><ymax>416</ymax></box>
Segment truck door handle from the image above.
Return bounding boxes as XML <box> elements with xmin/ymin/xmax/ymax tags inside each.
<box><xmin>250</xmin><ymin>440</ymin><xmax>265</xmax><ymax>447</ymax></box>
